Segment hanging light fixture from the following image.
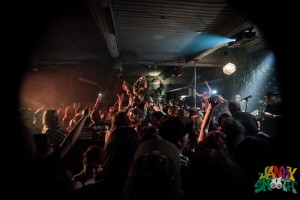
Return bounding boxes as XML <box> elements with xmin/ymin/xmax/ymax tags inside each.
<box><xmin>223</xmin><ymin>62</ymin><xmax>236</xmax><ymax>75</ymax></box>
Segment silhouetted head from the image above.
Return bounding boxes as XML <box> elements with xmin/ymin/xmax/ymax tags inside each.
<box><xmin>124</xmin><ymin>139</ymin><xmax>182</xmax><ymax>200</ymax></box>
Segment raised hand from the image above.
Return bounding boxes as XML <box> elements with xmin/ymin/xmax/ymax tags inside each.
<box><xmin>208</xmin><ymin>96</ymin><xmax>219</xmax><ymax>108</ymax></box>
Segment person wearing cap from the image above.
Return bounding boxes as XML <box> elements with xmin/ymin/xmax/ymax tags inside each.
<box><xmin>158</xmin><ymin>117</ymin><xmax>190</xmax><ymax>197</ymax></box>
<box><xmin>158</xmin><ymin>117</ymin><xmax>190</xmax><ymax>168</ymax></box>
<box><xmin>259</xmin><ymin>90</ymin><xmax>283</xmax><ymax>138</ymax></box>
<box><xmin>123</xmin><ymin>139</ymin><xmax>182</xmax><ymax>200</ymax></box>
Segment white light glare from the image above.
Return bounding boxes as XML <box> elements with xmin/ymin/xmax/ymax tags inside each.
<box><xmin>223</xmin><ymin>62</ymin><xmax>236</xmax><ymax>75</ymax></box>
<box><xmin>180</xmin><ymin>95</ymin><xmax>188</xmax><ymax>100</ymax></box>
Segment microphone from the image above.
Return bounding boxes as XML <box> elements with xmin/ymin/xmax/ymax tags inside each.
<box><xmin>240</xmin><ymin>95</ymin><xmax>252</xmax><ymax>101</ymax></box>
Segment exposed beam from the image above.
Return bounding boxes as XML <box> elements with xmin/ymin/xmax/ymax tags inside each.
<box><xmin>167</xmin><ymin>79</ymin><xmax>223</xmax><ymax>92</ymax></box>
<box><xmin>159</xmin><ymin>61</ymin><xmax>223</xmax><ymax>68</ymax></box>
<box><xmin>118</xmin><ymin>61</ymin><xmax>223</xmax><ymax>68</ymax></box>
<box><xmin>88</xmin><ymin>0</ymin><xmax>119</xmax><ymax>59</ymax></box>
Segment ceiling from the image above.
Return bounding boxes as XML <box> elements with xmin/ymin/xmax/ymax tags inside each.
<box><xmin>30</xmin><ymin>0</ymin><xmax>268</xmax><ymax>96</ymax></box>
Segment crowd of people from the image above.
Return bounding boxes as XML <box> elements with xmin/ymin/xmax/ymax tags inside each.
<box><xmin>14</xmin><ymin>74</ymin><xmax>295</xmax><ymax>200</ymax></box>
<box><xmin>5</xmin><ymin>0</ymin><xmax>299</xmax><ymax>198</ymax></box>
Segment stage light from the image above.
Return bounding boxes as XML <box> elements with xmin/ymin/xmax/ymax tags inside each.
<box><xmin>228</xmin><ymin>28</ymin><xmax>256</xmax><ymax>48</ymax></box>
<box><xmin>223</xmin><ymin>62</ymin><xmax>236</xmax><ymax>75</ymax></box>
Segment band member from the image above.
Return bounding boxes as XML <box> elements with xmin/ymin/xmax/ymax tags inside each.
<box><xmin>234</xmin><ymin>94</ymin><xmax>246</xmax><ymax>112</ymax></box>
<box><xmin>259</xmin><ymin>90</ymin><xmax>283</xmax><ymax>138</ymax></box>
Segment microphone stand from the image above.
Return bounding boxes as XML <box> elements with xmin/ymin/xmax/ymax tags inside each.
<box><xmin>240</xmin><ymin>97</ymin><xmax>250</xmax><ymax>112</ymax></box>
<box><xmin>244</xmin><ymin>99</ymin><xmax>248</xmax><ymax>112</ymax></box>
